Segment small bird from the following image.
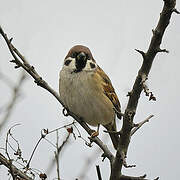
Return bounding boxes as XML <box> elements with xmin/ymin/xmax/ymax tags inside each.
<box><xmin>59</xmin><ymin>45</ymin><xmax>121</xmax><ymax>149</ymax></box>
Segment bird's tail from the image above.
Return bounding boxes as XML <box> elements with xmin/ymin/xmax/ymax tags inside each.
<box><xmin>104</xmin><ymin>122</ymin><xmax>119</xmax><ymax>150</ymax></box>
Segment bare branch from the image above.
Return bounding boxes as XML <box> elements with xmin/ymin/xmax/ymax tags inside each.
<box><xmin>135</xmin><ymin>49</ymin><xmax>146</xmax><ymax>60</ymax></box>
<box><xmin>0</xmin><ymin>153</ymin><xmax>33</xmax><ymax>180</ymax></box>
<box><xmin>96</xmin><ymin>165</ymin><xmax>102</xmax><ymax>180</ymax></box>
<box><xmin>0</xmin><ymin>26</ymin><xmax>114</xmax><ymax>164</ymax></box>
<box><xmin>110</xmin><ymin>0</ymin><xmax>177</xmax><ymax>179</ymax></box>
<box><xmin>118</xmin><ymin>174</ymin><xmax>158</xmax><ymax>180</ymax></box>
<box><xmin>172</xmin><ymin>8</ymin><xmax>180</xmax><ymax>14</ymax></box>
<box><xmin>55</xmin><ymin>130</ymin><xmax>61</xmax><ymax>180</ymax></box>
<box><xmin>131</xmin><ymin>115</ymin><xmax>154</xmax><ymax>136</ymax></box>
<box><xmin>46</xmin><ymin>133</ymin><xmax>70</xmax><ymax>175</ymax></box>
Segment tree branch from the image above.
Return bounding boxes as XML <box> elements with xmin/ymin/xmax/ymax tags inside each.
<box><xmin>0</xmin><ymin>26</ymin><xmax>114</xmax><ymax>163</ymax></box>
<box><xmin>110</xmin><ymin>0</ymin><xmax>178</xmax><ymax>179</ymax></box>
<box><xmin>131</xmin><ymin>115</ymin><xmax>154</xmax><ymax>136</ymax></box>
<box><xmin>119</xmin><ymin>174</ymin><xmax>159</xmax><ymax>180</ymax></box>
<box><xmin>0</xmin><ymin>153</ymin><xmax>33</xmax><ymax>180</ymax></box>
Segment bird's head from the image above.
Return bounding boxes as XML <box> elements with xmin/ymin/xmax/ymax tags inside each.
<box><xmin>63</xmin><ymin>45</ymin><xmax>97</xmax><ymax>73</ymax></box>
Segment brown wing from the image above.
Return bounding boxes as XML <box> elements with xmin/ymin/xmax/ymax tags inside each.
<box><xmin>96</xmin><ymin>66</ymin><xmax>121</xmax><ymax>119</ymax></box>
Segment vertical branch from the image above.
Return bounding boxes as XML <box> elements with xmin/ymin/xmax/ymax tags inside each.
<box><xmin>0</xmin><ymin>153</ymin><xmax>33</xmax><ymax>180</ymax></box>
<box><xmin>96</xmin><ymin>165</ymin><xmax>102</xmax><ymax>180</ymax></box>
<box><xmin>110</xmin><ymin>0</ymin><xmax>178</xmax><ymax>179</ymax></box>
<box><xmin>55</xmin><ymin>130</ymin><xmax>61</xmax><ymax>180</ymax></box>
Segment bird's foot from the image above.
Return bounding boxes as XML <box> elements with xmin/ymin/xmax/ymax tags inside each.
<box><xmin>91</xmin><ymin>130</ymin><xmax>99</xmax><ymax>138</ymax></box>
<box><xmin>90</xmin><ymin>124</ymin><xmax>100</xmax><ymax>138</ymax></box>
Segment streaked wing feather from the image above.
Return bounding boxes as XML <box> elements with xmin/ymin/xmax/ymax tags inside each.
<box><xmin>96</xmin><ymin>66</ymin><xmax>121</xmax><ymax>119</ymax></box>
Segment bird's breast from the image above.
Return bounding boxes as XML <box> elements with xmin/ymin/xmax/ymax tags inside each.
<box><xmin>59</xmin><ymin>70</ymin><xmax>115</xmax><ymax>126</ymax></box>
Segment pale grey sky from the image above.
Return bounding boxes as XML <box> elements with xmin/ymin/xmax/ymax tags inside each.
<box><xmin>0</xmin><ymin>0</ymin><xmax>180</xmax><ymax>179</ymax></box>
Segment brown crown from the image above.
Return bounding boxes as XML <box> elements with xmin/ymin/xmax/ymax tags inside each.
<box><xmin>65</xmin><ymin>45</ymin><xmax>95</xmax><ymax>61</ymax></box>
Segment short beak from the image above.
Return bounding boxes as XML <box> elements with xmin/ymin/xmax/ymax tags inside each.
<box><xmin>77</xmin><ymin>52</ymin><xmax>86</xmax><ymax>61</ymax></box>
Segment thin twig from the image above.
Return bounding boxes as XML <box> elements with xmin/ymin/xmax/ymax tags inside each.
<box><xmin>45</xmin><ymin>133</ymin><xmax>70</xmax><ymax>175</ymax></box>
<box><xmin>55</xmin><ymin>130</ymin><xmax>61</xmax><ymax>180</ymax></box>
<box><xmin>5</xmin><ymin>124</ymin><xmax>23</xmax><ymax>179</ymax></box>
<box><xmin>131</xmin><ymin>115</ymin><xmax>154</xmax><ymax>136</ymax></box>
<box><xmin>0</xmin><ymin>153</ymin><xmax>33</xmax><ymax>180</ymax></box>
<box><xmin>110</xmin><ymin>1</ymin><xmax>177</xmax><ymax>179</ymax></box>
<box><xmin>96</xmin><ymin>165</ymin><xmax>102</xmax><ymax>180</ymax></box>
<box><xmin>26</xmin><ymin>136</ymin><xmax>43</xmax><ymax>169</ymax></box>
<box><xmin>48</xmin><ymin>121</ymin><xmax>76</xmax><ymax>134</ymax></box>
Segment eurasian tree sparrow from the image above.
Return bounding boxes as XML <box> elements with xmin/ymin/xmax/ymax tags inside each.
<box><xmin>59</xmin><ymin>45</ymin><xmax>121</xmax><ymax>149</ymax></box>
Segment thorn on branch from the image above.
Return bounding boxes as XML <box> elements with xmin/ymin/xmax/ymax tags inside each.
<box><xmin>9</xmin><ymin>38</ymin><xmax>13</xmax><ymax>42</ymax></box>
<box><xmin>154</xmin><ymin>177</ymin><xmax>159</xmax><ymax>180</ymax></box>
<box><xmin>131</xmin><ymin>115</ymin><xmax>154</xmax><ymax>136</ymax></box>
<box><xmin>101</xmin><ymin>153</ymin><xmax>107</xmax><ymax>162</ymax></box>
<box><xmin>140</xmin><ymin>174</ymin><xmax>147</xmax><ymax>178</ymax></box>
<box><xmin>10</xmin><ymin>60</ymin><xmax>16</xmax><ymax>64</ymax></box>
<box><xmin>34</xmin><ymin>77</ymin><xmax>44</xmax><ymax>86</ymax></box>
<box><xmin>172</xmin><ymin>8</ymin><xmax>180</xmax><ymax>14</ymax></box>
<box><xmin>15</xmin><ymin>65</ymin><xmax>21</xmax><ymax>69</ymax></box>
<box><xmin>135</xmin><ymin>49</ymin><xmax>146</xmax><ymax>59</ymax></box>
<box><xmin>126</xmin><ymin>91</ymin><xmax>132</xmax><ymax>97</ymax></box>
<box><xmin>120</xmin><ymin>151</ymin><xmax>136</xmax><ymax>168</ymax></box>
<box><xmin>119</xmin><ymin>174</ymin><xmax>150</xmax><ymax>180</ymax></box>
<box><xmin>156</xmin><ymin>48</ymin><xmax>169</xmax><ymax>53</ymax></box>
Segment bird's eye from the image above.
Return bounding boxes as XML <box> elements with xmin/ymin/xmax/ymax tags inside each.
<box><xmin>64</xmin><ymin>60</ymin><xmax>72</xmax><ymax>66</ymax></box>
<box><xmin>86</xmin><ymin>53</ymin><xmax>90</xmax><ymax>59</ymax></box>
<box><xmin>90</xmin><ymin>62</ymin><xmax>96</xmax><ymax>69</ymax></box>
<box><xmin>71</xmin><ymin>52</ymin><xmax>78</xmax><ymax>58</ymax></box>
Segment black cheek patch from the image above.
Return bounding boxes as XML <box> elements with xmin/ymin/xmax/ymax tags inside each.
<box><xmin>90</xmin><ymin>62</ymin><xmax>96</xmax><ymax>69</ymax></box>
<box><xmin>64</xmin><ymin>60</ymin><xmax>72</xmax><ymax>66</ymax></box>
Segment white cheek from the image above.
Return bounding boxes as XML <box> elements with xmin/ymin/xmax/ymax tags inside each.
<box><xmin>84</xmin><ymin>60</ymin><xmax>97</xmax><ymax>71</ymax></box>
<box><xmin>63</xmin><ymin>57</ymin><xmax>76</xmax><ymax>70</ymax></box>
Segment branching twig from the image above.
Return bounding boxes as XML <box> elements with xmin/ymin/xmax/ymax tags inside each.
<box><xmin>118</xmin><ymin>174</ymin><xmax>159</xmax><ymax>180</ymax></box>
<box><xmin>0</xmin><ymin>25</ymin><xmax>114</xmax><ymax>164</ymax></box>
<box><xmin>110</xmin><ymin>1</ymin><xmax>178</xmax><ymax>179</ymax></box>
<box><xmin>0</xmin><ymin>124</ymin><xmax>32</xmax><ymax>180</ymax></box>
<box><xmin>46</xmin><ymin>133</ymin><xmax>70</xmax><ymax>175</ymax></box>
<box><xmin>131</xmin><ymin>115</ymin><xmax>154</xmax><ymax>136</ymax></box>
<box><xmin>0</xmin><ymin>153</ymin><xmax>33</xmax><ymax>180</ymax></box>
<box><xmin>96</xmin><ymin>165</ymin><xmax>102</xmax><ymax>180</ymax></box>
<box><xmin>0</xmin><ymin>0</ymin><xmax>178</xmax><ymax>179</ymax></box>
<box><xmin>26</xmin><ymin>122</ymin><xmax>73</xmax><ymax>169</ymax></box>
